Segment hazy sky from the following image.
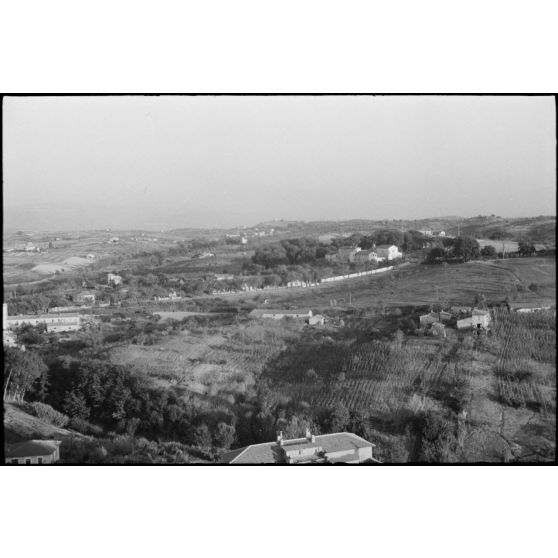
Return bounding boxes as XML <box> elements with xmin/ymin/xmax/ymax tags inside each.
<box><xmin>3</xmin><ymin>95</ymin><xmax>556</xmax><ymax>231</ymax></box>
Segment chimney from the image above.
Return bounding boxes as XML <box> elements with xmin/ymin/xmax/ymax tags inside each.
<box><xmin>277</xmin><ymin>431</ymin><xmax>283</xmax><ymax>446</ymax></box>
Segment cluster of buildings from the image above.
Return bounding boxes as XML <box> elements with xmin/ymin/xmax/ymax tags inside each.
<box><xmin>418</xmin><ymin>229</ymin><xmax>447</xmax><ymax>238</ymax></box>
<box><xmin>221</xmin><ymin>429</ymin><xmax>379</xmax><ymax>464</ymax></box>
<box><xmin>418</xmin><ymin>306</ymin><xmax>492</xmax><ymax>337</ymax></box>
<box><xmin>326</xmin><ymin>244</ymin><xmax>403</xmax><ymax>264</ymax></box>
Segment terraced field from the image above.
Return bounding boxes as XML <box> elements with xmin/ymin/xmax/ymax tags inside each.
<box><xmin>110</xmin><ymin>321</ymin><xmax>302</xmax><ymax>399</ymax></box>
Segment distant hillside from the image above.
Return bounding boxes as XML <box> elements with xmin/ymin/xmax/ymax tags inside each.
<box><xmin>249</xmin><ymin>215</ymin><xmax>555</xmax><ymax>244</ymax></box>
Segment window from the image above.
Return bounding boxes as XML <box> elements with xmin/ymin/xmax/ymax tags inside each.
<box><xmin>11</xmin><ymin>459</ymin><xmax>18</xmax><ymax>464</ymax></box>
<box><xmin>25</xmin><ymin>459</ymin><xmax>31</xmax><ymax>465</ymax></box>
<box><xmin>38</xmin><ymin>457</ymin><xmax>43</xmax><ymax>464</ymax></box>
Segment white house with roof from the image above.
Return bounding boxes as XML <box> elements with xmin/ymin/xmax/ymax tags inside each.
<box><xmin>374</xmin><ymin>245</ymin><xmax>403</xmax><ymax>260</ymax></box>
<box><xmin>107</xmin><ymin>273</ymin><xmax>123</xmax><ymax>286</ymax></box>
<box><xmin>221</xmin><ymin>430</ymin><xmax>379</xmax><ymax>464</ymax></box>
<box><xmin>5</xmin><ymin>440</ymin><xmax>61</xmax><ymax>464</ymax></box>
<box><xmin>457</xmin><ymin>308</ymin><xmax>491</xmax><ymax>330</ymax></box>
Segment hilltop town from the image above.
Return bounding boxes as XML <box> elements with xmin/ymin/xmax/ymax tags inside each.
<box><xmin>3</xmin><ymin>215</ymin><xmax>556</xmax><ymax>464</ymax></box>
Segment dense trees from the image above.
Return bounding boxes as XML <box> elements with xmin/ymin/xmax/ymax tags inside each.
<box><xmin>518</xmin><ymin>241</ymin><xmax>536</xmax><ymax>256</ymax></box>
<box><xmin>425</xmin><ymin>236</ymin><xmax>480</xmax><ymax>263</ymax></box>
<box><xmin>480</xmin><ymin>245</ymin><xmax>497</xmax><ymax>257</ymax></box>
<box><xmin>4</xmin><ymin>348</ymin><xmax>48</xmax><ymax>402</ymax></box>
<box><xmin>252</xmin><ymin>238</ymin><xmax>323</xmax><ymax>268</ymax></box>
<box><xmin>452</xmin><ymin>236</ymin><xmax>480</xmax><ymax>262</ymax></box>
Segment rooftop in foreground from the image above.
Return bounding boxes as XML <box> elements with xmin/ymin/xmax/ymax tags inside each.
<box><xmin>221</xmin><ymin>431</ymin><xmax>379</xmax><ymax>464</ymax></box>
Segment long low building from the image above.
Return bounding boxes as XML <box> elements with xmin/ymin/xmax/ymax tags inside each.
<box><xmin>249</xmin><ymin>308</ymin><xmax>312</xmax><ymax>319</ymax></box>
<box><xmin>3</xmin><ymin>303</ymin><xmax>81</xmax><ymax>333</ymax></box>
<box><xmin>221</xmin><ymin>430</ymin><xmax>379</xmax><ymax>464</ymax></box>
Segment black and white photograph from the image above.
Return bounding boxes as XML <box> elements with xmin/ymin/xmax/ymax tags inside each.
<box><xmin>2</xmin><ymin>94</ymin><xmax>555</xmax><ymax>465</ymax></box>
<box><xmin>2</xmin><ymin>3</ymin><xmax>558</xmax><ymax>558</ymax></box>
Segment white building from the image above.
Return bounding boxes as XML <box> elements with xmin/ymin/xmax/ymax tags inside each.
<box><xmin>457</xmin><ymin>308</ymin><xmax>491</xmax><ymax>330</ymax></box>
<box><xmin>4</xmin><ymin>302</ymin><xmax>81</xmax><ymax>333</ymax></box>
<box><xmin>221</xmin><ymin>430</ymin><xmax>378</xmax><ymax>464</ymax></box>
<box><xmin>107</xmin><ymin>273</ymin><xmax>123</xmax><ymax>286</ymax></box>
<box><xmin>374</xmin><ymin>245</ymin><xmax>403</xmax><ymax>260</ymax></box>
<box><xmin>249</xmin><ymin>308</ymin><xmax>312</xmax><ymax>320</ymax></box>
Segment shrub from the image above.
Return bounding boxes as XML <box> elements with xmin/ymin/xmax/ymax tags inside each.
<box><xmin>69</xmin><ymin>417</ymin><xmax>104</xmax><ymax>436</ymax></box>
<box><xmin>29</xmin><ymin>401</ymin><xmax>69</xmax><ymax>427</ymax></box>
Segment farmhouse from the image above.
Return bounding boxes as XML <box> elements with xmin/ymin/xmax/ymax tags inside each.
<box><xmin>308</xmin><ymin>314</ymin><xmax>325</xmax><ymax>326</ymax></box>
<box><xmin>107</xmin><ymin>272</ymin><xmax>123</xmax><ymax>286</ymax></box>
<box><xmin>457</xmin><ymin>308</ymin><xmax>491</xmax><ymax>330</ymax></box>
<box><xmin>221</xmin><ymin>430</ymin><xmax>378</xmax><ymax>464</ymax></box>
<box><xmin>5</xmin><ymin>440</ymin><xmax>61</xmax><ymax>464</ymax></box>
<box><xmin>374</xmin><ymin>245</ymin><xmax>402</xmax><ymax>260</ymax></box>
<box><xmin>249</xmin><ymin>308</ymin><xmax>312</xmax><ymax>320</ymax></box>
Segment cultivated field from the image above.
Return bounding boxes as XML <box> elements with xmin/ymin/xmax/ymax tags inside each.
<box><xmin>477</xmin><ymin>238</ymin><xmax>519</xmax><ymax>252</ymax></box>
<box><xmin>260</xmin><ymin>306</ymin><xmax>556</xmax><ymax>462</ymax></box>
<box><xmin>110</xmin><ymin>319</ymin><xmax>303</xmax><ymax>400</ymax></box>
<box><xmin>226</xmin><ymin>258</ymin><xmax>555</xmax><ymax>311</ymax></box>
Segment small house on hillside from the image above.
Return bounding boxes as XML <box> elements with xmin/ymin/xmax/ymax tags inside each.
<box><xmin>107</xmin><ymin>273</ymin><xmax>123</xmax><ymax>286</ymax></box>
<box><xmin>457</xmin><ymin>308</ymin><xmax>491</xmax><ymax>330</ymax></box>
<box><xmin>308</xmin><ymin>314</ymin><xmax>325</xmax><ymax>326</ymax></box>
<box><xmin>5</xmin><ymin>440</ymin><xmax>61</xmax><ymax>464</ymax></box>
<box><xmin>374</xmin><ymin>245</ymin><xmax>402</xmax><ymax>260</ymax></box>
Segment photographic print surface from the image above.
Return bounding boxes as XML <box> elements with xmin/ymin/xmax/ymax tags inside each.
<box><xmin>3</xmin><ymin>95</ymin><xmax>556</xmax><ymax>464</ymax></box>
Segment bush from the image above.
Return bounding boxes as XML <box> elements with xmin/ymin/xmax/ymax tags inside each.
<box><xmin>29</xmin><ymin>401</ymin><xmax>69</xmax><ymax>427</ymax></box>
<box><xmin>69</xmin><ymin>416</ymin><xmax>104</xmax><ymax>436</ymax></box>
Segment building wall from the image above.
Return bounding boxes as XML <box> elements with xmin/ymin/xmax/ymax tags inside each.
<box><xmin>7</xmin><ymin>315</ymin><xmax>81</xmax><ymax>331</ymax></box>
<box><xmin>47</xmin><ymin>323</ymin><xmax>81</xmax><ymax>333</ymax></box>
<box><xmin>6</xmin><ymin>452</ymin><xmax>58</xmax><ymax>465</ymax></box>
